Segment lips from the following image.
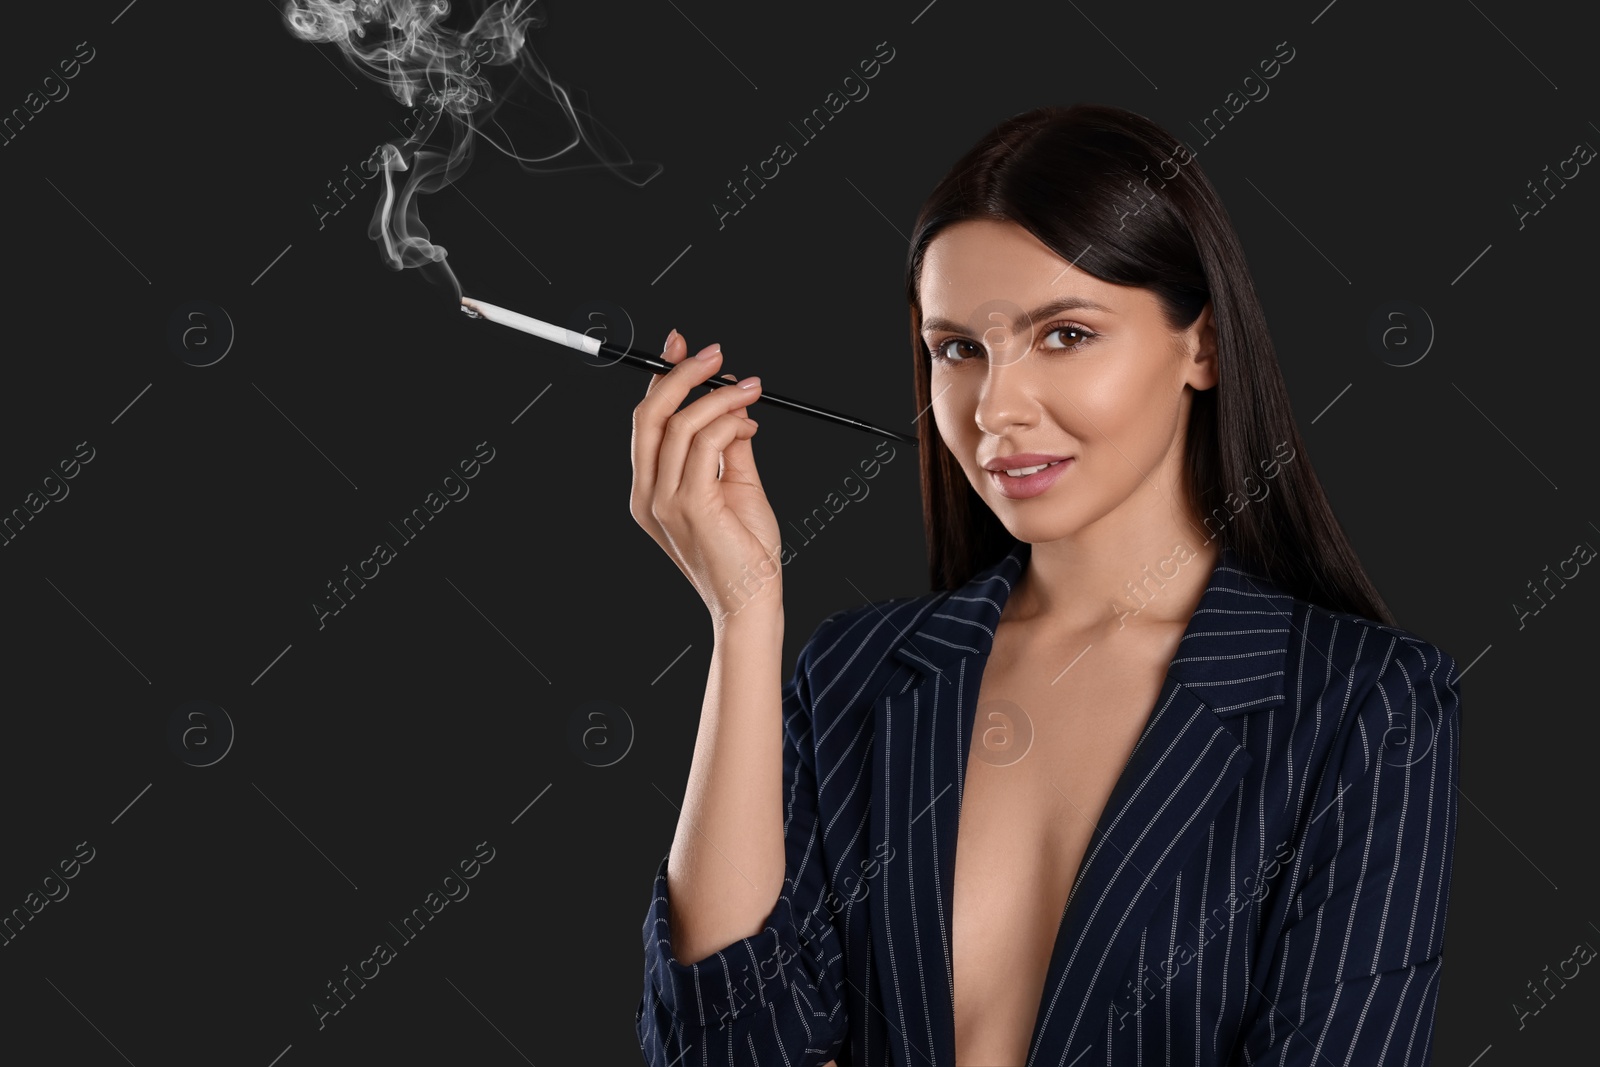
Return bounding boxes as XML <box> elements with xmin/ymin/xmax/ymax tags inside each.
<box><xmin>982</xmin><ymin>452</ymin><xmax>1073</xmax><ymax>474</ymax></box>
<box><xmin>995</xmin><ymin>459</ymin><xmax>1065</xmax><ymax>477</ymax></box>
<box><xmin>988</xmin><ymin>456</ymin><xmax>1074</xmax><ymax>500</ymax></box>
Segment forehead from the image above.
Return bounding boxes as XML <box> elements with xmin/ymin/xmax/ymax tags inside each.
<box><xmin>918</xmin><ymin>218</ymin><xmax>1127</xmax><ymax>322</ymax></box>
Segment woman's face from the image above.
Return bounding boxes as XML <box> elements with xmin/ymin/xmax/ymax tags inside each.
<box><xmin>919</xmin><ymin>218</ymin><xmax>1217</xmax><ymax>545</ymax></box>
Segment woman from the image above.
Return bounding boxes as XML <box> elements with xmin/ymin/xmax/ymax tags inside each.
<box><xmin>632</xmin><ymin>103</ymin><xmax>1461</xmax><ymax>1067</ymax></box>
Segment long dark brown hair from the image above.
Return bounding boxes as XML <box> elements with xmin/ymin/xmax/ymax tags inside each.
<box><xmin>905</xmin><ymin>103</ymin><xmax>1396</xmax><ymax>626</ymax></box>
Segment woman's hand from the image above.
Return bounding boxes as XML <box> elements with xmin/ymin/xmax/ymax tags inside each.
<box><xmin>631</xmin><ymin>330</ymin><xmax>782</xmax><ymax>624</ymax></box>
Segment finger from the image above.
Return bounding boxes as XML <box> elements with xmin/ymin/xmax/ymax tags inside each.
<box><xmin>657</xmin><ymin>371</ymin><xmax>759</xmax><ymax>500</ymax></box>
<box><xmin>717</xmin><ymin>379</ymin><xmax>761</xmax><ymax>489</ymax></box>
<box><xmin>716</xmin><ymin>372</ymin><xmax>748</xmax><ymax>415</ymax></box>
<box><xmin>679</xmin><ymin>411</ymin><xmax>760</xmax><ymax>500</ymax></box>
<box><xmin>632</xmin><ymin>342</ymin><xmax>724</xmax><ymax>515</ymax></box>
<box><xmin>640</xmin><ymin>341</ymin><xmax>725</xmax><ymax>421</ymax></box>
<box><xmin>642</xmin><ymin>329</ymin><xmax>687</xmax><ymax>399</ymax></box>
<box><xmin>632</xmin><ymin>331</ymin><xmax>686</xmax><ymax>523</ymax></box>
<box><xmin>656</xmin><ymin>374</ymin><xmax>763</xmax><ymax>499</ymax></box>
<box><xmin>718</xmin><ymin>415</ymin><xmax>761</xmax><ymax>490</ymax></box>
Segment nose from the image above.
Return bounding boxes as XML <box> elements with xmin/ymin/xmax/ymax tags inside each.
<box><xmin>973</xmin><ymin>348</ymin><xmax>1042</xmax><ymax>436</ymax></box>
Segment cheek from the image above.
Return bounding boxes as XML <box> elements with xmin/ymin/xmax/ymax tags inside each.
<box><xmin>931</xmin><ymin>386</ymin><xmax>988</xmax><ymax>480</ymax></box>
<box><xmin>1068</xmin><ymin>359</ymin><xmax>1179</xmax><ymax>438</ymax></box>
<box><xmin>929</xmin><ymin>382</ymin><xmax>971</xmax><ymax>443</ymax></box>
<box><xmin>1072</xmin><ymin>363</ymin><xmax>1141</xmax><ymax>417</ymax></box>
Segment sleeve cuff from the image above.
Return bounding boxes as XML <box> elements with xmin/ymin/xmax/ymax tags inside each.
<box><xmin>640</xmin><ymin>852</ymin><xmax>836</xmax><ymax>1036</ymax></box>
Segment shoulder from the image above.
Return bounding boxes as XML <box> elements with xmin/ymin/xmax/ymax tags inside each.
<box><xmin>800</xmin><ymin>591</ymin><xmax>944</xmax><ymax>672</ymax></box>
<box><xmin>788</xmin><ymin>590</ymin><xmax>947</xmax><ymax>713</ymax></box>
<box><xmin>1295</xmin><ymin>598</ymin><xmax>1460</xmax><ymax>695</ymax></box>
<box><xmin>1274</xmin><ymin>603</ymin><xmax>1463</xmax><ymax>960</ymax></box>
<box><xmin>1277</xmin><ymin>597</ymin><xmax>1462</xmax><ymax>770</ymax></box>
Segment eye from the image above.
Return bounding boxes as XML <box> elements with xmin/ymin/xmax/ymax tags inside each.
<box><xmin>927</xmin><ymin>320</ymin><xmax>1099</xmax><ymax>364</ymax></box>
<box><xmin>1042</xmin><ymin>321</ymin><xmax>1098</xmax><ymax>350</ymax></box>
<box><xmin>929</xmin><ymin>337</ymin><xmax>982</xmax><ymax>363</ymax></box>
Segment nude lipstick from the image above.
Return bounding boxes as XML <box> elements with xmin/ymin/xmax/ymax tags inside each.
<box><xmin>985</xmin><ymin>454</ymin><xmax>1074</xmax><ymax>499</ymax></box>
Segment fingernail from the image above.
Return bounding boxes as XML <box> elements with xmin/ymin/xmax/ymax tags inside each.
<box><xmin>738</xmin><ymin>375</ymin><xmax>761</xmax><ymax>390</ymax></box>
<box><xmin>663</xmin><ymin>328</ymin><xmax>677</xmax><ymax>352</ymax></box>
<box><xmin>694</xmin><ymin>344</ymin><xmax>721</xmax><ymax>361</ymax></box>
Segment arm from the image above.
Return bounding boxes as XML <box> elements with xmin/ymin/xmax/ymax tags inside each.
<box><xmin>636</xmin><ymin>608</ymin><xmax>850</xmax><ymax>1066</ymax></box>
<box><xmin>1233</xmin><ymin>639</ymin><xmax>1461</xmax><ymax>1066</ymax></box>
<box><xmin>665</xmin><ymin>608</ymin><xmax>790</xmax><ymax>966</ymax></box>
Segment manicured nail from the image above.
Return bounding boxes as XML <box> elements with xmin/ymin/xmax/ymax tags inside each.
<box><xmin>694</xmin><ymin>344</ymin><xmax>721</xmax><ymax>361</ymax></box>
<box><xmin>738</xmin><ymin>376</ymin><xmax>761</xmax><ymax>390</ymax></box>
<box><xmin>663</xmin><ymin>328</ymin><xmax>677</xmax><ymax>351</ymax></box>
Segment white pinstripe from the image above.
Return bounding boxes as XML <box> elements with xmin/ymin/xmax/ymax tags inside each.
<box><xmin>636</xmin><ymin>542</ymin><xmax>1461</xmax><ymax>1067</ymax></box>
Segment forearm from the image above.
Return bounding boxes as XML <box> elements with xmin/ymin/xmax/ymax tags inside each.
<box><xmin>664</xmin><ymin>603</ymin><xmax>788</xmax><ymax>965</ymax></box>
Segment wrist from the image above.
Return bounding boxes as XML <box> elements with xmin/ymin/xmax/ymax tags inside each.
<box><xmin>711</xmin><ymin>593</ymin><xmax>785</xmax><ymax>641</ymax></box>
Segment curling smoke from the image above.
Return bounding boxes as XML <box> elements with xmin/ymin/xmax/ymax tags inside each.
<box><xmin>280</xmin><ymin>0</ymin><xmax>660</xmax><ymax>299</ymax></box>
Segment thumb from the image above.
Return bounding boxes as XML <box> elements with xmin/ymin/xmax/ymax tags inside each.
<box><xmin>719</xmin><ymin>414</ymin><xmax>761</xmax><ymax>488</ymax></box>
<box><xmin>713</xmin><ymin>373</ymin><xmax>762</xmax><ymax>486</ymax></box>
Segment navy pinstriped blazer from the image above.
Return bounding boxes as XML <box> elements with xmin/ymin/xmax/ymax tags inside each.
<box><xmin>636</xmin><ymin>539</ymin><xmax>1462</xmax><ymax>1066</ymax></box>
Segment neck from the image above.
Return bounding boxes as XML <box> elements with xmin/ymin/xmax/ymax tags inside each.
<box><xmin>1002</xmin><ymin>505</ymin><xmax>1218</xmax><ymax>637</ymax></box>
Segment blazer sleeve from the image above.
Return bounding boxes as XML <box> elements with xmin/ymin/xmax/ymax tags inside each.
<box><xmin>635</xmin><ymin>611</ymin><xmax>852</xmax><ymax>1067</ymax></box>
<box><xmin>1234</xmin><ymin>638</ymin><xmax>1462</xmax><ymax>1067</ymax></box>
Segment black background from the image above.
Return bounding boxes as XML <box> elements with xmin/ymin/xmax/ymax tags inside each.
<box><xmin>0</xmin><ymin>0</ymin><xmax>1594</xmax><ymax>1064</ymax></box>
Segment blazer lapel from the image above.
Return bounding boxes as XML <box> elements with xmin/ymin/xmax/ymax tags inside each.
<box><xmin>865</xmin><ymin>539</ymin><xmax>1296</xmax><ymax>1067</ymax></box>
<box><xmin>1025</xmin><ymin>679</ymin><xmax>1256</xmax><ymax>1064</ymax></box>
<box><xmin>865</xmin><ymin>546</ymin><xmax>1025</xmax><ymax>1067</ymax></box>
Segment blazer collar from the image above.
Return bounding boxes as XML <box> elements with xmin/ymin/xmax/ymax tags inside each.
<box><xmin>888</xmin><ymin>537</ymin><xmax>1294</xmax><ymax>716</ymax></box>
<box><xmin>865</xmin><ymin>538</ymin><xmax>1299</xmax><ymax>1066</ymax></box>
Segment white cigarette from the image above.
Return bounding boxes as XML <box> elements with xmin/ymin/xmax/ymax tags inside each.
<box><xmin>460</xmin><ymin>297</ymin><xmax>602</xmax><ymax>356</ymax></box>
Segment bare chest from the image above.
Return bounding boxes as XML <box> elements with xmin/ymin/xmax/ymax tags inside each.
<box><xmin>951</xmin><ymin>626</ymin><xmax>1178</xmax><ymax>1066</ymax></box>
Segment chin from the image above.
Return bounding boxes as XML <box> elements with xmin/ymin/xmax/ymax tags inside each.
<box><xmin>981</xmin><ymin>503</ymin><xmax>1074</xmax><ymax>543</ymax></box>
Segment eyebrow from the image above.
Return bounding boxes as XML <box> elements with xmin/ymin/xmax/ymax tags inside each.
<box><xmin>920</xmin><ymin>296</ymin><xmax>1117</xmax><ymax>337</ymax></box>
